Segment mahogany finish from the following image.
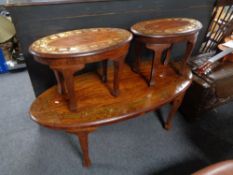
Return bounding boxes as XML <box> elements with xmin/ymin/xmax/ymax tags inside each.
<box><xmin>29</xmin><ymin>28</ymin><xmax>132</xmax><ymax>111</ymax></box>
<box><xmin>131</xmin><ymin>18</ymin><xmax>202</xmax><ymax>85</ymax></box>
<box><xmin>30</xmin><ymin>62</ymin><xmax>192</xmax><ymax>167</ymax></box>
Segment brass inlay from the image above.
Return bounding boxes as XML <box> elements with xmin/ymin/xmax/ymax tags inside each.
<box><xmin>131</xmin><ymin>18</ymin><xmax>202</xmax><ymax>36</ymax></box>
<box><xmin>30</xmin><ymin>28</ymin><xmax>132</xmax><ymax>55</ymax></box>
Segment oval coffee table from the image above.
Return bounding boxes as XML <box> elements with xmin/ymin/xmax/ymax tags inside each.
<box><xmin>30</xmin><ymin>62</ymin><xmax>192</xmax><ymax>167</ymax></box>
<box><xmin>29</xmin><ymin>28</ymin><xmax>132</xmax><ymax>111</ymax></box>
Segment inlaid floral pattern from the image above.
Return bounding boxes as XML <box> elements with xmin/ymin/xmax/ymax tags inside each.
<box><xmin>131</xmin><ymin>18</ymin><xmax>202</xmax><ymax>36</ymax></box>
<box><xmin>30</xmin><ymin>28</ymin><xmax>132</xmax><ymax>55</ymax></box>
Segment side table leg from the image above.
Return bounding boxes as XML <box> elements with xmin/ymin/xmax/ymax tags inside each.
<box><xmin>164</xmin><ymin>92</ymin><xmax>185</xmax><ymax>130</ymax></box>
<box><xmin>113</xmin><ymin>59</ymin><xmax>124</xmax><ymax>96</ymax></box>
<box><xmin>181</xmin><ymin>36</ymin><xmax>196</xmax><ymax>75</ymax></box>
<box><xmin>102</xmin><ymin>60</ymin><xmax>108</xmax><ymax>83</ymax></box>
<box><xmin>62</xmin><ymin>70</ymin><xmax>77</xmax><ymax>111</ymax></box>
<box><xmin>54</xmin><ymin>70</ymin><xmax>66</xmax><ymax>95</ymax></box>
<box><xmin>146</xmin><ymin>44</ymin><xmax>171</xmax><ymax>86</ymax></box>
<box><xmin>75</xmin><ymin>131</ymin><xmax>91</xmax><ymax>167</ymax></box>
<box><xmin>164</xmin><ymin>44</ymin><xmax>173</xmax><ymax>65</ymax></box>
<box><xmin>133</xmin><ymin>41</ymin><xmax>142</xmax><ymax>73</ymax></box>
<box><xmin>149</xmin><ymin>50</ymin><xmax>162</xmax><ymax>86</ymax></box>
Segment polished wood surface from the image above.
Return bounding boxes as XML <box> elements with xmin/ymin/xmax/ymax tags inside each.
<box><xmin>30</xmin><ymin>62</ymin><xmax>192</xmax><ymax>129</ymax></box>
<box><xmin>30</xmin><ymin>62</ymin><xmax>192</xmax><ymax>167</ymax></box>
<box><xmin>131</xmin><ymin>18</ymin><xmax>202</xmax><ymax>38</ymax></box>
<box><xmin>29</xmin><ymin>28</ymin><xmax>132</xmax><ymax>111</ymax></box>
<box><xmin>131</xmin><ymin>18</ymin><xmax>202</xmax><ymax>86</ymax></box>
<box><xmin>29</xmin><ymin>28</ymin><xmax>132</xmax><ymax>58</ymax></box>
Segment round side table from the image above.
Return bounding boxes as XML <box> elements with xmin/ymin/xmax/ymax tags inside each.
<box><xmin>131</xmin><ymin>18</ymin><xmax>202</xmax><ymax>86</ymax></box>
<box><xmin>29</xmin><ymin>28</ymin><xmax>132</xmax><ymax>111</ymax></box>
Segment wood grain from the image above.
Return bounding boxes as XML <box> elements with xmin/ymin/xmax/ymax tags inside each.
<box><xmin>131</xmin><ymin>18</ymin><xmax>202</xmax><ymax>37</ymax></box>
<box><xmin>131</xmin><ymin>18</ymin><xmax>201</xmax><ymax>85</ymax></box>
<box><xmin>29</xmin><ymin>61</ymin><xmax>192</xmax><ymax>167</ymax></box>
<box><xmin>29</xmin><ymin>27</ymin><xmax>132</xmax><ymax>111</ymax></box>
<box><xmin>29</xmin><ymin>28</ymin><xmax>132</xmax><ymax>57</ymax></box>
<box><xmin>30</xmin><ymin>61</ymin><xmax>192</xmax><ymax>130</ymax></box>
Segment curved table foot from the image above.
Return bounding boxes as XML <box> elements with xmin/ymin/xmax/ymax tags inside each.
<box><xmin>76</xmin><ymin>132</ymin><xmax>91</xmax><ymax>167</ymax></box>
<box><xmin>164</xmin><ymin>92</ymin><xmax>185</xmax><ymax>130</ymax></box>
<box><xmin>69</xmin><ymin>128</ymin><xmax>96</xmax><ymax>167</ymax></box>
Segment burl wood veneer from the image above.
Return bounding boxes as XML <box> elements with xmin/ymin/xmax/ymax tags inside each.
<box><xmin>29</xmin><ymin>28</ymin><xmax>132</xmax><ymax>111</ymax></box>
<box><xmin>30</xmin><ymin>61</ymin><xmax>192</xmax><ymax>167</ymax></box>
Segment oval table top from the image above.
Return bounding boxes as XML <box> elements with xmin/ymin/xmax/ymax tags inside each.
<box><xmin>29</xmin><ymin>28</ymin><xmax>132</xmax><ymax>58</ymax></box>
<box><xmin>30</xmin><ymin>62</ymin><xmax>192</xmax><ymax>130</ymax></box>
<box><xmin>131</xmin><ymin>18</ymin><xmax>202</xmax><ymax>38</ymax></box>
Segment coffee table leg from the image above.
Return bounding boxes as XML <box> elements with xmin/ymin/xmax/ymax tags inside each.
<box><xmin>113</xmin><ymin>59</ymin><xmax>123</xmax><ymax>96</ymax></box>
<box><xmin>62</xmin><ymin>70</ymin><xmax>77</xmax><ymax>111</ymax></box>
<box><xmin>75</xmin><ymin>131</ymin><xmax>91</xmax><ymax>167</ymax></box>
<box><xmin>164</xmin><ymin>92</ymin><xmax>185</xmax><ymax>130</ymax></box>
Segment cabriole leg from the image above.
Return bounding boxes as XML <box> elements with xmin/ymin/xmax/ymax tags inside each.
<box><xmin>76</xmin><ymin>131</ymin><xmax>91</xmax><ymax>167</ymax></box>
<box><xmin>165</xmin><ymin>92</ymin><xmax>185</xmax><ymax>130</ymax></box>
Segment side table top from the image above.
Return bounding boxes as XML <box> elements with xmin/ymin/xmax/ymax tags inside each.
<box><xmin>29</xmin><ymin>28</ymin><xmax>132</xmax><ymax>58</ymax></box>
<box><xmin>131</xmin><ymin>18</ymin><xmax>202</xmax><ymax>38</ymax></box>
<box><xmin>30</xmin><ymin>62</ymin><xmax>192</xmax><ymax>130</ymax></box>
